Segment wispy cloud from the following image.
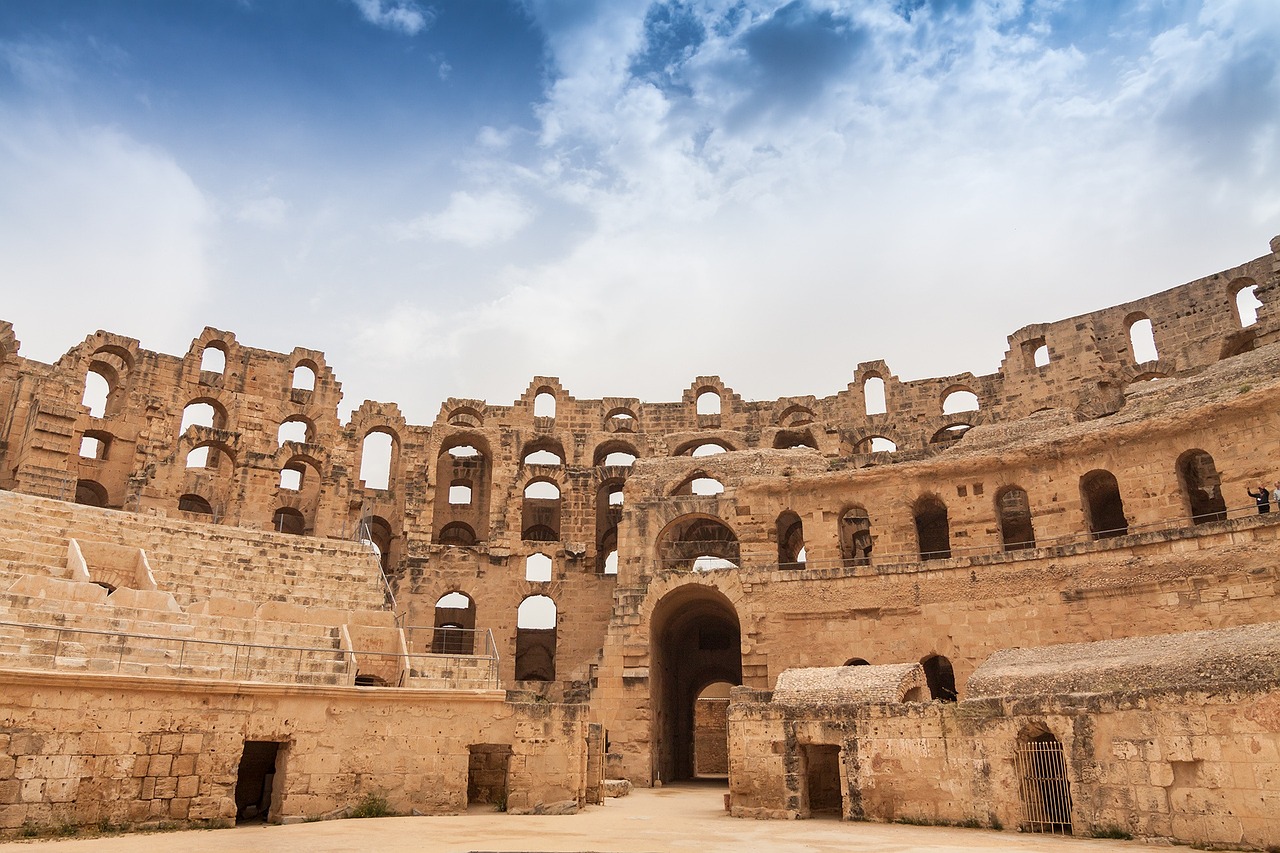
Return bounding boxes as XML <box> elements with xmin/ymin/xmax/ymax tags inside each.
<box><xmin>351</xmin><ymin>0</ymin><xmax>435</xmax><ymax>35</ymax></box>
<box><xmin>396</xmin><ymin>189</ymin><xmax>534</xmax><ymax>247</ymax></box>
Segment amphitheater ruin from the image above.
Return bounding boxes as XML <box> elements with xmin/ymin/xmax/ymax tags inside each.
<box><xmin>0</xmin><ymin>235</ymin><xmax>1278</xmax><ymax>848</ymax></box>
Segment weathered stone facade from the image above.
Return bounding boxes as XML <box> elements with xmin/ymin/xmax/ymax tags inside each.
<box><xmin>0</xmin><ymin>235</ymin><xmax>1278</xmax><ymax>844</ymax></box>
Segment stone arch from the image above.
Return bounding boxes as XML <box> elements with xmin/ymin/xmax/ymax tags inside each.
<box><xmin>515</xmin><ymin>594</ymin><xmax>557</xmax><ymax>681</ymax></box>
<box><xmin>604</xmin><ymin>405</ymin><xmax>639</xmax><ymax>433</ymax></box>
<box><xmin>655</xmin><ymin>513</ymin><xmax>740</xmax><ymax>572</ymax></box>
<box><xmin>995</xmin><ymin>485</ymin><xmax>1036</xmax><ymax>551</ymax></box>
<box><xmin>913</xmin><ymin>494</ymin><xmax>950</xmax><ymax>560</ymax></box>
<box><xmin>1176</xmin><ymin>449</ymin><xmax>1227</xmax><ymax>524</ymax></box>
<box><xmin>1014</xmin><ymin>725</ymin><xmax>1073</xmax><ymax>834</ymax></box>
<box><xmin>920</xmin><ymin>653</ymin><xmax>957</xmax><ymax>701</ymax></box>
<box><xmin>74</xmin><ymin>479</ymin><xmax>109</xmax><ymax>508</ymax></box>
<box><xmin>521</xmin><ymin>437</ymin><xmax>566</xmax><ymax>467</ymax></box>
<box><xmin>838</xmin><ymin>505</ymin><xmax>873</xmax><ymax>566</ymax></box>
<box><xmin>1080</xmin><ymin>469</ymin><xmax>1127</xmax><ymax>539</ymax></box>
<box><xmin>649</xmin><ymin>583</ymin><xmax>742</xmax><ymax>784</ymax></box>
<box><xmin>432</xmin><ymin>591</ymin><xmax>476</xmax><ymax>654</ymax></box>
<box><xmin>776</xmin><ymin>510</ymin><xmax>805</xmax><ymax>568</ymax></box>
<box><xmin>434</xmin><ymin>433</ymin><xmax>492</xmax><ymax>545</ymax></box>
<box><xmin>593</xmin><ymin>439</ymin><xmax>640</xmax><ymax>467</ymax></box>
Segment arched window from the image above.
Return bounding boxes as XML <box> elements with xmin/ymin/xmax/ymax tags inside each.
<box><xmin>277</xmin><ymin>418</ymin><xmax>310</xmax><ymax>446</ymax></box>
<box><xmin>178</xmin><ymin>494</ymin><xmax>213</xmax><ymax>515</ymax></box>
<box><xmin>696</xmin><ymin>390</ymin><xmax>721</xmax><ymax>416</ymax></box>
<box><xmin>1080</xmin><ymin>470</ymin><xmax>1127</xmax><ymax>539</ymax></box>
<box><xmin>523</xmin><ymin>447</ymin><xmax>564</xmax><ymax>466</ymax></box>
<box><xmin>602</xmin><ymin>550</ymin><xmax>619</xmax><ymax>575</ymax></box>
<box><xmin>776</xmin><ymin>511</ymin><xmax>805</xmax><ymax>568</ymax></box>
<box><xmin>914</xmin><ymin>495</ymin><xmax>950</xmax><ymax>560</ymax></box>
<box><xmin>272</xmin><ymin>507</ymin><xmax>306</xmax><ymax>536</ymax></box>
<box><xmin>1235</xmin><ymin>282</ymin><xmax>1261</xmax><ymax>327</ymax></box>
<box><xmin>941</xmin><ymin>389</ymin><xmax>979</xmax><ymax>414</ymax></box>
<box><xmin>1127</xmin><ymin>315</ymin><xmax>1158</xmax><ymax>363</ymax></box>
<box><xmin>359</xmin><ymin>431</ymin><xmax>395</xmax><ymax>490</ymax></box>
<box><xmin>515</xmin><ymin>595</ymin><xmax>557</xmax><ymax>681</ymax></box>
<box><xmin>843</xmin><ymin>658</ymin><xmax>870</xmax><ymax>667</ymax></box>
<box><xmin>292</xmin><ymin>363</ymin><xmax>316</xmax><ymax>391</ymax></box>
<box><xmin>200</xmin><ymin>346</ymin><xmax>226</xmax><ymax>374</ymax></box>
<box><xmin>525</xmin><ymin>553</ymin><xmax>552</xmax><ymax>582</ymax></box>
<box><xmin>437</xmin><ymin>522</ymin><xmax>477</xmax><ymax>546</ymax></box>
<box><xmin>435</xmin><ymin>437</ymin><xmax>491</xmax><ymax>545</ymax></box>
<box><xmin>432</xmin><ymin>591</ymin><xmax>475</xmax><ymax>654</ymax></box>
<box><xmin>838</xmin><ymin>507</ymin><xmax>873</xmax><ymax>567</ymax></box>
<box><xmin>279</xmin><ymin>465</ymin><xmax>303</xmax><ymax>491</ymax></box>
<box><xmin>606</xmin><ymin>409</ymin><xmax>636</xmax><ymax>432</ymax></box>
<box><xmin>863</xmin><ymin>376</ymin><xmax>886</xmax><ymax>416</ymax></box>
<box><xmin>690</xmin><ymin>443</ymin><xmax>728</xmax><ymax>457</ymax></box>
<box><xmin>1177</xmin><ymin>449</ymin><xmax>1227</xmax><ymax>524</ymax></box>
<box><xmin>533</xmin><ymin>391</ymin><xmax>556</xmax><ymax>418</ymax></box>
<box><xmin>522</xmin><ymin>480</ymin><xmax>561</xmax><ymax>542</ymax></box>
<box><xmin>74</xmin><ymin>480</ymin><xmax>108</xmax><ymax>507</ymax></box>
<box><xmin>82</xmin><ymin>370</ymin><xmax>111</xmax><ymax>419</ymax></box>
<box><xmin>997</xmin><ymin>487</ymin><xmax>1036</xmax><ymax>551</ymax></box>
<box><xmin>859</xmin><ymin>436</ymin><xmax>897</xmax><ymax>453</ymax></box>
<box><xmin>920</xmin><ymin>654</ymin><xmax>957</xmax><ymax>701</ymax></box>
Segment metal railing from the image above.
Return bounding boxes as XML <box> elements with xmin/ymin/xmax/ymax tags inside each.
<box><xmin>354</xmin><ymin>517</ymin><xmax>398</xmax><ymax>614</ymax></box>
<box><xmin>401</xmin><ymin>625</ymin><xmax>501</xmax><ymax>689</ymax></box>
<box><xmin>0</xmin><ymin>620</ymin><xmax>352</xmax><ymax>686</ymax></box>
<box><xmin>654</xmin><ymin>500</ymin><xmax>1278</xmax><ymax>574</ymax></box>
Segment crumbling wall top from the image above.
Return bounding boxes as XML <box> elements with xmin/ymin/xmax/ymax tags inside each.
<box><xmin>967</xmin><ymin>621</ymin><xmax>1280</xmax><ymax>699</ymax></box>
<box><xmin>772</xmin><ymin>663</ymin><xmax>926</xmax><ymax>705</ymax></box>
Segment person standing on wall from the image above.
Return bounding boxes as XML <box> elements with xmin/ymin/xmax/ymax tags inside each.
<box><xmin>1247</xmin><ymin>484</ymin><xmax>1271</xmax><ymax>514</ymax></box>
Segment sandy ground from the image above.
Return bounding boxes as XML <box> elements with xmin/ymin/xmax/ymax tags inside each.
<box><xmin>0</xmin><ymin>780</ymin><xmax>1171</xmax><ymax>853</ymax></box>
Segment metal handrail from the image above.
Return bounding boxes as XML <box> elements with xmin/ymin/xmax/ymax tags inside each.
<box><xmin>655</xmin><ymin>500</ymin><xmax>1279</xmax><ymax>573</ymax></box>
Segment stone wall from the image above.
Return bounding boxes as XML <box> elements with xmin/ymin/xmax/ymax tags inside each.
<box><xmin>0</xmin><ymin>669</ymin><xmax>594</xmax><ymax>831</ymax></box>
<box><xmin>728</xmin><ymin>685</ymin><xmax>1280</xmax><ymax>849</ymax></box>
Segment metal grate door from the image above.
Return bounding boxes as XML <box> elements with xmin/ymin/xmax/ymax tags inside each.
<box><xmin>1014</xmin><ymin>736</ymin><xmax>1073</xmax><ymax>834</ymax></box>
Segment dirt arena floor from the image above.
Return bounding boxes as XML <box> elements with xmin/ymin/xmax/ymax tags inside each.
<box><xmin>0</xmin><ymin>780</ymin><xmax>1172</xmax><ymax>852</ymax></box>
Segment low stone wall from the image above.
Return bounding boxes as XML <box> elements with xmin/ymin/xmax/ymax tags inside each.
<box><xmin>728</xmin><ymin>686</ymin><xmax>1280</xmax><ymax>849</ymax></box>
<box><xmin>0</xmin><ymin>669</ymin><xmax>595</xmax><ymax>832</ymax></box>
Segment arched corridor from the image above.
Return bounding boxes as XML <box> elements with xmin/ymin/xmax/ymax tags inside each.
<box><xmin>649</xmin><ymin>585</ymin><xmax>742</xmax><ymax>784</ymax></box>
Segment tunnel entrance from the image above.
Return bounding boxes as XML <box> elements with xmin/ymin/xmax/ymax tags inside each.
<box><xmin>650</xmin><ymin>585</ymin><xmax>742</xmax><ymax>785</ymax></box>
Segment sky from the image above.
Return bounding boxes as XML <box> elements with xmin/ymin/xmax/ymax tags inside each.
<box><xmin>1</xmin><ymin>0</ymin><xmax>1278</xmax><ymax>422</ymax></box>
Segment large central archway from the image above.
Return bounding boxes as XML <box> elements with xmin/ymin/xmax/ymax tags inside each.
<box><xmin>650</xmin><ymin>584</ymin><xmax>742</xmax><ymax>784</ymax></box>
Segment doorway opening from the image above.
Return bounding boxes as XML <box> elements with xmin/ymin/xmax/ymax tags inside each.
<box><xmin>802</xmin><ymin>744</ymin><xmax>843</xmax><ymax>818</ymax></box>
<box><xmin>693</xmin><ymin>681</ymin><xmax>732</xmax><ymax>778</ymax></box>
<box><xmin>650</xmin><ymin>585</ymin><xmax>742</xmax><ymax>785</ymax></box>
<box><xmin>467</xmin><ymin>744</ymin><xmax>511</xmax><ymax>809</ymax></box>
<box><xmin>235</xmin><ymin>740</ymin><xmax>283</xmax><ymax>824</ymax></box>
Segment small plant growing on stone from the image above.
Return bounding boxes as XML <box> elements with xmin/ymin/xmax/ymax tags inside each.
<box><xmin>1091</xmin><ymin>825</ymin><xmax>1133</xmax><ymax>840</ymax></box>
<box><xmin>989</xmin><ymin>815</ymin><xmax>1003</xmax><ymax>831</ymax></box>
<box><xmin>19</xmin><ymin>820</ymin><xmax>41</xmax><ymax>838</ymax></box>
<box><xmin>350</xmin><ymin>791</ymin><xmax>393</xmax><ymax>819</ymax></box>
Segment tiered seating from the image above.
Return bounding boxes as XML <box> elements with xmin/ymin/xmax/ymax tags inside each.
<box><xmin>0</xmin><ymin>490</ymin><xmax>389</xmax><ymax>611</ymax></box>
<box><xmin>0</xmin><ymin>490</ymin><xmax>501</xmax><ymax>691</ymax></box>
<box><xmin>0</xmin><ymin>584</ymin><xmax>352</xmax><ymax>685</ymax></box>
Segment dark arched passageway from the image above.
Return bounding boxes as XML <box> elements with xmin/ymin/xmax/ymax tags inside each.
<box><xmin>650</xmin><ymin>585</ymin><xmax>742</xmax><ymax>784</ymax></box>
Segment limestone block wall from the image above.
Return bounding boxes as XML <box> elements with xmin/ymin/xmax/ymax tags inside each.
<box><xmin>728</xmin><ymin>687</ymin><xmax>1280</xmax><ymax>849</ymax></box>
<box><xmin>0</xmin><ymin>669</ymin><xmax>595</xmax><ymax>832</ymax></box>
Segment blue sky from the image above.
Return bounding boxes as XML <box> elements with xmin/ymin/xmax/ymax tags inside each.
<box><xmin>2</xmin><ymin>0</ymin><xmax>1277</xmax><ymax>421</ymax></box>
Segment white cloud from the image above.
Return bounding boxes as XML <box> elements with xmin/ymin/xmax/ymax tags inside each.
<box><xmin>235</xmin><ymin>195</ymin><xmax>289</xmax><ymax>228</ymax></box>
<box><xmin>0</xmin><ymin>112</ymin><xmax>213</xmax><ymax>362</ymax></box>
<box><xmin>351</xmin><ymin>0</ymin><xmax>434</xmax><ymax>36</ymax></box>
<box><xmin>396</xmin><ymin>190</ymin><xmax>534</xmax><ymax>247</ymax></box>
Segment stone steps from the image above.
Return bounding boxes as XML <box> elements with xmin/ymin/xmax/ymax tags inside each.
<box><xmin>0</xmin><ymin>490</ymin><xmax>389</xmax><ymax>613</ymax></box>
